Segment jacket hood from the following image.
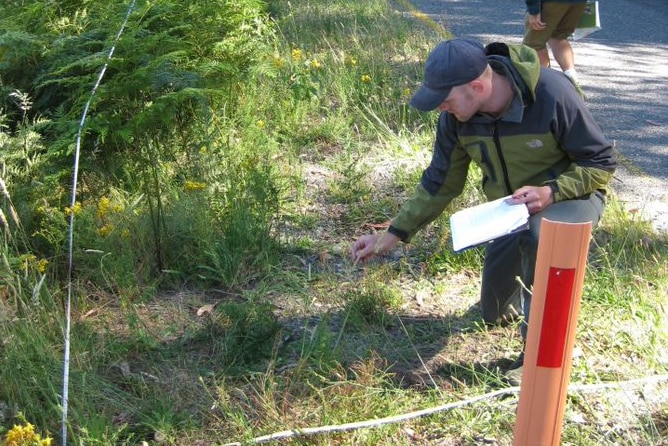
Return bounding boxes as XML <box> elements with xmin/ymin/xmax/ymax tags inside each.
<box><xmin>485</xmin><ymin>42</ymin><xmax>541</xmax><ymax>102</ymax></box>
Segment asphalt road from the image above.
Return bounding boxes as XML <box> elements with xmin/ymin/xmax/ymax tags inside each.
<box><xmin>407</xmin><ymin>0</ymin><xmax>668</xmax><ymax>232</ymax></box>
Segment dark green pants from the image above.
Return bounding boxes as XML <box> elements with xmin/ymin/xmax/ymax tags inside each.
<box><xmin>480</xmin><ymin>191</ymin><xmax>605</xmax><ymax>338</ymax></box>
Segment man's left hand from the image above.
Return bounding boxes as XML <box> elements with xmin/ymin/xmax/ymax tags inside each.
<box><xmin>509</xmin><ymin>185</ymin><xmax>553</xmax><ymax>214</ymax></box>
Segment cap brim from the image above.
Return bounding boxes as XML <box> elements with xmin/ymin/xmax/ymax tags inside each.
<box><xmin>409</xmin><ymin>85</ymin><xmax>450</xmax><ymax>111</ymax></box>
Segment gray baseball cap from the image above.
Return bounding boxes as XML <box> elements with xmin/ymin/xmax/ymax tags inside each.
<box><xmin>410</xmin><ymin>38</ymin><xmax>488</xmax><ymax>111</ymax></box>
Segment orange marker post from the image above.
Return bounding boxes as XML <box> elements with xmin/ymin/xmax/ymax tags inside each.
<box><xmin>513</xmin><ymin>219</ymin><xmax>593</xmax><ymax>446</ymax></box>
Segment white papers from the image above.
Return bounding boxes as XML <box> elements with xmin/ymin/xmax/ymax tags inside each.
<box><xmin>450</xmin><ymin>196</ymin><xmax>530</xmax><ymax>252</ymax></box>
<box><xmin>571</xmin><ymin>1</ymin><xmax>601</xmax><ymax>41</ymax></box>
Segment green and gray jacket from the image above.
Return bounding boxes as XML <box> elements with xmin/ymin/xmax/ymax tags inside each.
<box><xmin>526</xmin><ymin>0</ymin><xmax>587</xmax><ymax>16</ymax></box>
<box><xmin>389</xmin><ymin>42</ymin><xmax>616</xmax><ymax>242</ymax></box>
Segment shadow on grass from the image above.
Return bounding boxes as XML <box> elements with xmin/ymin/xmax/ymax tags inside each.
<box><xmin>272</xmin><ymin>301</ymin><xmax>522</xmax><ymax>392</ymax></box>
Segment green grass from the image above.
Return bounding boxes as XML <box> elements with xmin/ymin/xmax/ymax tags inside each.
<box><xmin>1</xmin><ymin>0</ymin><xmax>667</xmax><ymax>445</ymax></box>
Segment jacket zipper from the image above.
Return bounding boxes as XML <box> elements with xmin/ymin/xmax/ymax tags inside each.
<box><xmin>493</xmin><ymin>123</ymin><xmax>513</xmax><ymax>195</ymax></box>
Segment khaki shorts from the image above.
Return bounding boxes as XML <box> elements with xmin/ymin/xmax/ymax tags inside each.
<box><xmin>523</xmin><ymin>2</ymin><xmax>587</xmax><ymax>49</ymax></box>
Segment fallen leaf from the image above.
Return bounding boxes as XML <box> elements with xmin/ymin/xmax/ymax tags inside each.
<box><xmin>197</xmin><ymin>303</ymin><xmax>217</xmax><ymax>317</ymax></box>
<box><xmin>81</xmin><ymin>309</ymin><xmax>98</xmax><ymax>319</ymax></box>
<box><xmin>363</xmin><ymin>220</ymin><xmax>391</xmax><ymax>229</ymax></box>
<box><xmin>119</xmin><ymin>361</ymin><xmax>131</xmax><ymax>377</ymax></box>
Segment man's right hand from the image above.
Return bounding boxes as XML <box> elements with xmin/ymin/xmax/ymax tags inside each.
<box><xmin>528</xmin><ymin>14</ymin><xmax>546</xmax><ymax>31</ymax></box>
<box><xmin>351</xmin><ymin>232</ymin><xmax>400</xmax><ymax>263</ymax></box>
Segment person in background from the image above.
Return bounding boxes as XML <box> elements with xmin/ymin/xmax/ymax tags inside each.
<box><xmin>523</xmin><ymin>0</ymin><xmax>587</xmax><ymax>86</ymax></box>
<box><xmin>350</xmin><ymin>38</ymin><xmax>616</xmax><ymax>385</ymax></box>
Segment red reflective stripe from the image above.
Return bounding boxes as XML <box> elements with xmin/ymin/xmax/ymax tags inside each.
<box><xmin>536</xmin><ymin>267</ymin><xmax>576</xmax><ymax>368</ymax></box>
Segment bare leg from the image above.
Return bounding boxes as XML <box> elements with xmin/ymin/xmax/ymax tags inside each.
<box><xmin>535</xmin><ymin>47</ymin><xmax>551</xmax><ymax>67</ymax></box>
<box><xmin>547</xmin><ymin>37</ymin><xmax>575</xmax><ymax>71</ymax></box>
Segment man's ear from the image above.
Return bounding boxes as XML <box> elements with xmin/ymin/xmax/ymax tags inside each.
<box><xmin>469</xmin><ymin>78</ymin><xmax>485</xmax><ymax>93</ymax></box>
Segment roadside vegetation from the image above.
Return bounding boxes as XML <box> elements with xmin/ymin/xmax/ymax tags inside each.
<box><xmin>1</xmin><ymin>0</ymin><xmax>666</xmax><ymax>445</ymax></box>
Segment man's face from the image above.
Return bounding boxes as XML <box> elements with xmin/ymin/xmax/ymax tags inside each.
<box><xmin>437</xmin><ymin>84</ymin><xmax>479</xmax><ymax>121</ymax></box>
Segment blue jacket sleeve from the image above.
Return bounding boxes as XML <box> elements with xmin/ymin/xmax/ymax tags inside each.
<box><xmin>525</xmin><ymin>0</ymin><xmax>541</xmax><ymax>15</ymax></box>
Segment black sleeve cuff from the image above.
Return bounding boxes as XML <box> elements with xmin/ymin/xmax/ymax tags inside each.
<box><xmin>388</xmin><ymin>225</ymin><xmax>409</xmax><ymax>243</ymax></box>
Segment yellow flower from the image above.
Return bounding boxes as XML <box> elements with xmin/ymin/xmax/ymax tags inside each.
<box><xmin>4</xmin><ymin>423</ymin><xmax>32</xmax><ymax>443</ymax></box>
<box><xmin>98</xmin><ymin>223</ymin><xmax>114</xmax><ymax>237</ymax></box>
<box><xmin>256</xmin><ymin>120</ymin><xmax>266</xmax><ymax>128</ymax></box>
<box><xmin>3</xmin><ymin>422</ymin><xmax>53</xmax><ymax>446</ymax></box>
<box><xmin>184</xmin><ymin>180</ymin><xmax>207</xmax><ymax>192</ymax></box>
<box><xmin>345</xmin><ymin>55</ymin><xmax>357</xmax><ymax>66</ymax></box>
<box><xmin>309</xmin><ymin>59</ymin><xmax>322</xmax><ymax>69</ymax></box>
<box><xmin>21</xmin><ymin>254</ymin><xmax>37</xmax><ymax>271</ymax></box>
<box><xmin>37</xmin><ymin>259</ymin><xmax>48</xmax><ymax>274</ymax></box>
<box><xmin>360</xmin><ymin>74</ymin><xmax>372</xmax><ymax>83</ymax></box>
<box><xmin>291</xmin><ymin>48</ymin><xmax>303</xmax><ymax>61</ymax></box>
<box><xmin>97</xmin><ymin>196</ymin><xmax>110</xmax><ymax>216</ymax></box>
<box><xmin>273</xmin><ymin>56</ymin><xmax>285</xmax><ymax>69</ymax></box>
<box><xmin>64</xmin><ymin>201</ymin><xmax>82</xmax><ymax>216</ymax></box>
